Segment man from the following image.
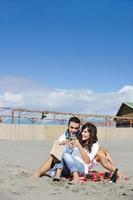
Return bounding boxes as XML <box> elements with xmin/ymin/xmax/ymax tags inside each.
<box><xmin>32</xmin><ymin>116</ymin><xmax>81</xmax><ymax>177</ymax></box>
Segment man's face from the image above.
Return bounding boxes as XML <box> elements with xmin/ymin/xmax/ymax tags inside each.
<box><xmin>68</xmin><ymin>121</ymin><xmax>80</xmax><ymax>135</ymax></box>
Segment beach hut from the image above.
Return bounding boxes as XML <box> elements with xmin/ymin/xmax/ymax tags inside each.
<box><xmin>115</xmin><ymin>102</ymin><xmax>133</xmax><ymax>127</ymax></box>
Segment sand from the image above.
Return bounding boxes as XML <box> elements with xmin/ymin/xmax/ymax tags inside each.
<box><xmin>0</xmin><ymin>139</ymin><xmax>133</xmax><ymax>200</ymax></box>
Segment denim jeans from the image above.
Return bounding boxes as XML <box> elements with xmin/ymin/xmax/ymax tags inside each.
<box><xmin>49</xmin><ymin>145</ymin><xmax>72</xmax><ymax>177</ymax></box>
<box><xmin>63</xmin><ymin>153</ymin><xmax>85</xmax><ymax>174</ymax></box>
<box><xmin>51</xmin><ymin>152</ymin><xmax>85</xmax><ymax>175</ymax></box>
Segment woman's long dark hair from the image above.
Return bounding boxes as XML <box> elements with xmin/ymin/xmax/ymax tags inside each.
<box><xmin>79</xmin><ymin>122</ymin><xmax>98</xmax><ymax>152</ymax></box>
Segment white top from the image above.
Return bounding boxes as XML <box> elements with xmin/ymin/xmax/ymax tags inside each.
<box><xmin>58</xmin><ymin>132</ymin><xmax>99</xmax><ymax>161</ymax></box>
<box><xmin>72</xmin><ymin>142</ymin><xmax>99</xmax><ymax>174</ymax></box>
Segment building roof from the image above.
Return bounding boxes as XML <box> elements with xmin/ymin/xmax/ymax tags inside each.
<box><xmin>124</xmin><ymin>102</ymin><xmax>133</xmax><ymax>109</ymax></box>
<box><xmin>116</xmin><ymin>102</ymin><xmax>133</xmax><ymax>117</ymax></box>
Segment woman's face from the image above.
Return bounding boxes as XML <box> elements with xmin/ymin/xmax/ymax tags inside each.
<box><xmin>81</xmin><ymin>127</ymin><xmax>90</xmax><ymax>141</ymax></box>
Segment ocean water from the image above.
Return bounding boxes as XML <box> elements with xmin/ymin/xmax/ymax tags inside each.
<box><xmin>2</xmin><ymin>118</ymin><xmax>67</xmax><ymax>125</ymax></box>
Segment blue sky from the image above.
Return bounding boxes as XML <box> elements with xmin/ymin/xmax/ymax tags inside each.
<box><xmin>0</xmin><ymin>0</ymin><xmax>133</xmax><ymax>114</ymax></box>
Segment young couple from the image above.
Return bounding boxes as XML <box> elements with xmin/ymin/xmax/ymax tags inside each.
<box><xmin>32</xmin><ymin>116</ymin><xmax>123</xmax><ymax>184</ymax></box>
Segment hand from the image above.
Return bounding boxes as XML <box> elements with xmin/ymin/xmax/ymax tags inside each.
<box><xmin>70</xmin><ymin>138</ymin><xmax>80</xmax><ymax>147</ymax></box>
<box><xmin>59</xmin><ymin>139</ymin><xmax>69</xmax><ymax>145</ymax></box>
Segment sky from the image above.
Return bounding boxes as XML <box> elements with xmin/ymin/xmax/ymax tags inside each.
<box><xmin>0</xmin><ymin>0</ymin><xmax>133</xmax><ymax>115</ymax></box>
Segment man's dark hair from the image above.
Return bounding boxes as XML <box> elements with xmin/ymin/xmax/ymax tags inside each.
<box><xmin>68</xmin><ymin>116</ymin><xmax>80</xmax><ymax>125</ymax></box>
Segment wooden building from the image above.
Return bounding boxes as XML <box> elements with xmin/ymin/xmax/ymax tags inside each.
<box><xmin>115</xmin><ymin>102</ymin><xmax>133</xmax><ymax>127</ymax></box>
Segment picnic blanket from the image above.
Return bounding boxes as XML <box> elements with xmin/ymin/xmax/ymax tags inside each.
<box><xmin>78</xmin><ymin>170</ymin><xmax>129</xmax><ymax>183</ymax></box>
<box><xmin>78</xmin><ymin>171</ymin><xmax>116</xmax><ymax>182</ymax></box>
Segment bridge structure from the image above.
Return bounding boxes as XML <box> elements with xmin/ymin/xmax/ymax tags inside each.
<box><xmin>0</xmin><ymin>107</ymin><xmax>133</xmax><ymax>127</ymax></box>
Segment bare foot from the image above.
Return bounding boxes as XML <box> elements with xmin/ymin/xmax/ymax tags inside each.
<box><xmin>68</xmin><ymin>178</ymin><xmax>81</xmax><ymax>185</ymax></box>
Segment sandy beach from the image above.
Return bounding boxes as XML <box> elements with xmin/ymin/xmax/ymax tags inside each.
<box><xmin>0</xmin><ymin>139</ymin><xmax>133</xmax><ymax>200</ymax></box>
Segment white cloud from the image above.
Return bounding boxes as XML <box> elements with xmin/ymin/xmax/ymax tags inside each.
<box><xmin>0</xmin><ymin>76</ymin><xmax>133</xmax><ymax>114</ymax></box>
<box><xmin>118</xmin><ymin>85</ymin><xmax>133</xmax><ymax>94</ymax></box>
<box><xmin>4</xmin><ymin>92</ymin><xmax>22</xmax><ymax>102</ymax></box>
<box><xmin>0</xmin><ymin>92</ymin><xmax>23</xmax><ymax>107</ymax></box>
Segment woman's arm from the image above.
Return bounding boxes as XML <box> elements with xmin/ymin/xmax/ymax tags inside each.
<box><xmin>71</xmin><ymin>139</ymin><xmax>91</xmax><ymax>164</ymax></box>
<box><xmin>78</xmin><ymin>143</ymin><xmax>91</xmax><ymax>164</ymax></box>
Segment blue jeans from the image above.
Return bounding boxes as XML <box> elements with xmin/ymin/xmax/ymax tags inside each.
<box><xmin>49</xmin><ymin>145</ymin><xmax>72</xmax><ymax>177</ymax></box>
<box><xmin>50</xmin><ymin>152</ymin><xmax>85</xmax><ymax>176</ymax></box>
<box><xmin>63</xmin><ymin>153</ymin><xmax>85</xmax><ymax>174</ymax></box>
